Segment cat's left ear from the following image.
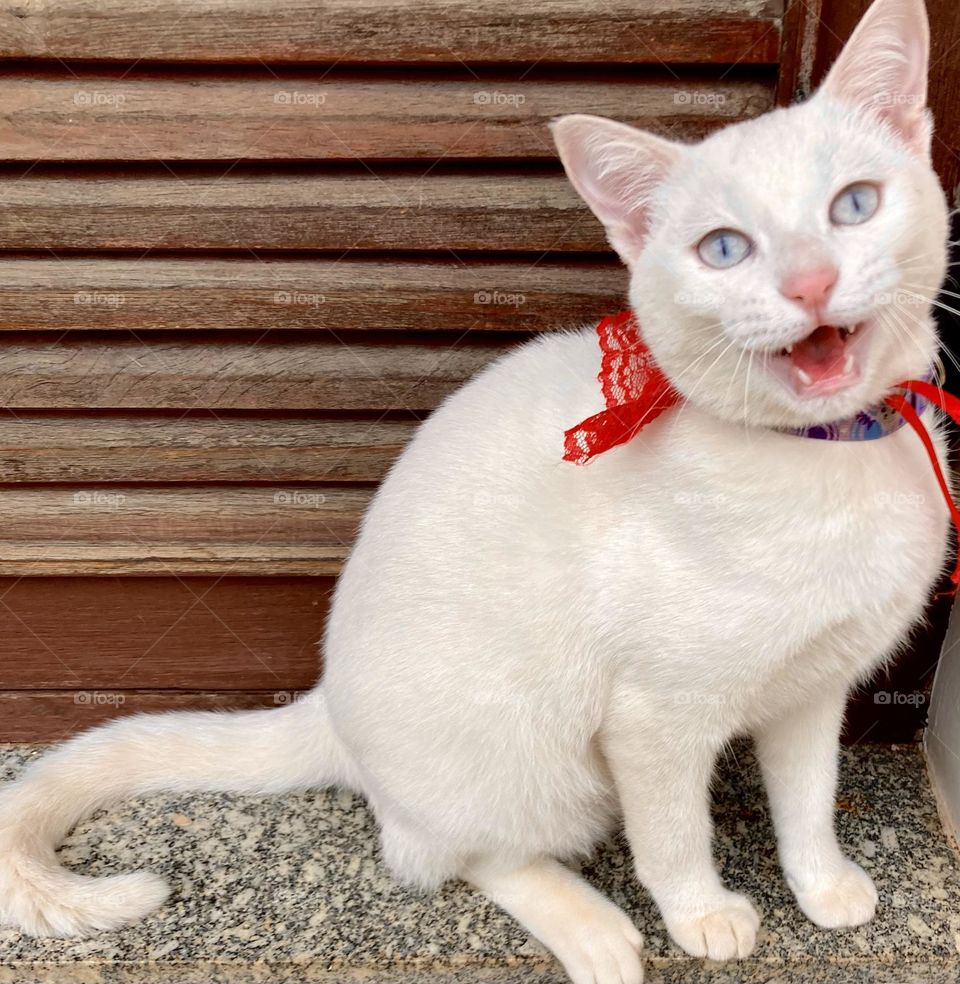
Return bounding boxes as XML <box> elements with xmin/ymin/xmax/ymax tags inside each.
<box><xmin>551</xmin><ymin>114</ymin><xmax>682</xmax><ymax>265</ymax></box>
<box><xmin>819</xmin><ymin>0</ymin><xmax>931</xmax><ymax>156</ymax></box>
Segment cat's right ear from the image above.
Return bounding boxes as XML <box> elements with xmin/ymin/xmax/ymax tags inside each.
<box><xmin>550</xmin><ymin>114</ymin><xmax>682</xmax><ymax>265</ymax></box>
<box><xmin>818</xmin><ymin>0</ymin><xmax>931</xmax><ymax>156</ymax></box>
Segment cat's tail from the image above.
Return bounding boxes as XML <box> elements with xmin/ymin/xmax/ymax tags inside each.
<box><xmin>0</xmin><ymin>688</ymin><xmax>356</xmax><ymax>937</ymax></box>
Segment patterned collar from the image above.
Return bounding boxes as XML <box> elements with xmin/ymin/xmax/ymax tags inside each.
<box><xmin>779</xmin><ymin>371</ymin><xmax>935</xmax><ymax>442</ymax></box>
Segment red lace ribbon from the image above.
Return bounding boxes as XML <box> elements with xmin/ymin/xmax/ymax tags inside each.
<box><xmin>562</xmin><ymin>312</ymin><xmax>681</xmax><ymax>465</ymax></box>
<box><xmin>564</xmin><ymin>312</ymin><xmax>960</xmax><ymax>595</ymax></box>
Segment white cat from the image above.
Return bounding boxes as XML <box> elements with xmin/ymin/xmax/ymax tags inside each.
<box><xmin>0</xmin><ymin>1</ymin><xmax>950</xmax><ymax>982</ymax></box>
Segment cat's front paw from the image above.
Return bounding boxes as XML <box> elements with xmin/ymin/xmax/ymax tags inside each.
<box><xmin>552</xmin><ymin>906</ymin><xmax>644</xmax><ymax>984</ymax></box>
<box><xmin>663</xmin><ymin>891</ymin><xmax>759</xmax><ymax>960</ymax></box>
<box><xmin>792</xmin><ymin>860</ymin><xmax>877</xmax><ymax>929</ymax></box>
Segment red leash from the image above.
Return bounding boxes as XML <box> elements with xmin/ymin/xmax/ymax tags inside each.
<box><xmin>886</xmin><ymin>380</ymin><xmax>960</xmax><ymax>594</ymax></box>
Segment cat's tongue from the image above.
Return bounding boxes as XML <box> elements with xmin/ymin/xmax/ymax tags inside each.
<box><xmin>790</xmin><ymin>324</ymin><xmax>847</xmax><ymax>383</ymax></box>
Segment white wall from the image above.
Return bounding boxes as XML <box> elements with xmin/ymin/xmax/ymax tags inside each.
<box><xmin>926</xmin><ymin>600</ymin><xmax>960</xmax><ymax>842</ymax></box>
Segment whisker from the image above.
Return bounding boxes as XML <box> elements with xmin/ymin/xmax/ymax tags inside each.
<box><xmin>724</xmin><ymin>341</ymin><xmax>749</xmax><ymax>410</ymax></box>
<box><xmin>880</xmin><ymin>305</ymin><xmax>957</xmax><ymax>384</ymax></box>
<box><xmin>670</xmin><ymin>337</ymin><xmax>738</xmax><ymax>432</ymax></box>
<box><xmin>670</xmin><ymin>331</ymin><xmax>730</xmax><ymax>385</ymax></box>
<box><xmin>902</xmin><ymin>282</ymin><xmax>960</xmax><ymax>304</ymax></box>
<box><xmin>897</xmin><ymin>286</ymin><xmax>960</xmax><ymax>322</ymax></box>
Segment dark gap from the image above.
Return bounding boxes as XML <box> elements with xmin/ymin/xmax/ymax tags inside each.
<box><xmin>0</xmin><ymin>480</ymin><xmax>381</xmax><ymax>490</ymax></box>
<box><xmin>0</xmin><ymin>248</ymin><xmax>618</xmax><ymax>263</ymax></box>
<box><xmin>0</xmin><ymin>62</ymin><xmax>777</xmax><ymax>84</ymax></box>
<box><xmin>0</xmin><ymin>159</ymin><xmax>572</xmax><ymax>179</ymax></box>
<box><xmin>0</xmin><ymin>407</ymin><xmax>426</xmax><ymax>422</ymax></box>
<box><xmin>0</xmin><ymin>327</ymin><xmax>533</xmax><ymax>346</ymax></box>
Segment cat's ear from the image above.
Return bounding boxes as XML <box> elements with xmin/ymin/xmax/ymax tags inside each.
<box><xmin>551</xmin><ymin>114</ymin><xmax>682</xmax><ymax>264</ymax></box>
<box><xmin>819</xmin><ymin>0</ymin><xmax>931</xmax><ymax>155</ymax></box>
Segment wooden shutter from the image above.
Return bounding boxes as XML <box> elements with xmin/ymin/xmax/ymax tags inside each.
<box><xmin>16</xmin><ymin>0</ymin><xmax>949</xmax><ymax>740</ymax></box>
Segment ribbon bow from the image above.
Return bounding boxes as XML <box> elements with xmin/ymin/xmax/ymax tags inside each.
<box><xmin>563</xmin><ymin>311</ymin><xmax>960</xmax><ymax>594</ymax></box>
<box><xmin>562</xmin><ymin>312</ymin><xmax>681</xmax><ymax>466</ymax></box>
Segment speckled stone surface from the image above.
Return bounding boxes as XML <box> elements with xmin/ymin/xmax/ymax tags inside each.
<box><xmin>0</xmin><ymin>743</ymin><xmax>957</xmax><ymax>983</ymax></box>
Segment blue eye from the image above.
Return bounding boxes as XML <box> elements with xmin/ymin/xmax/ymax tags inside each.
<box><xmin>697</xmin><ymin>229</ymin><xmax>752</xmax><ymax>269</ymax></box>
<box><xmin>830</xmin><ymin>182</ymin><xmax>880</xmax><ymax>225</ymax></box>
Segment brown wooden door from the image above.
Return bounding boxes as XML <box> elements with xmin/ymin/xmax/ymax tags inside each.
<box><xmin>0</xmin><ymin>0</ymin><xmax>956</xmax><ymax>742</ymax></box>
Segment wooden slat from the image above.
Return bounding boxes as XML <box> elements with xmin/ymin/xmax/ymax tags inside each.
<box><xmin>774</xmin><ymin>0</ymin><xmax>820</xmax><ymax>105</ymax></box>
<box><xmin>0</xmin><ymin>335</ymin><xmax>508</xmax><ymax>410</ymax></box>
<box><xmin>0</xmin><ymin>485</ymin><xmax>367</xmax><ymax>575</ymax></box>
<box><xmin>0</xmin><ymin>414</ymin><xmax>415</xmax><ymax>483</ymax></box>
<box><xmin>0</xmin><ymin>0</ymin><xmax>783</xmax><ymax>65</ymax></box>
<box><xmin>0</xmin><ymin>74</ymin><xmax>775</xmax><ymax>161</ymax></box>
<box><xmin>0</xmin><ymin>690</ymin><xmax>284</xmax><ymax>742</ymax></box>
<box><xmin>0</xmin><ymin>576</ymin><xmax>326</xmax><ymax>691</ymax></box>
<box><xmin>0</xmin><ymin>174</ymin><xmax>610</xmax><ymax>252</ymax></box>
<box><xmin>0</xmin><ymin>258</ymin><xmax>627</xmax><ymax>331</ymax></box>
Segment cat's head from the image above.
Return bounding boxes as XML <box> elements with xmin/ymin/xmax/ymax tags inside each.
<box><xmin>552</xmin><ymin>0</ymin><xmax>947</xmax><ymax>429</ymax></box>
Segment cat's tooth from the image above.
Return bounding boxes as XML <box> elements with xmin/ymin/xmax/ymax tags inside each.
<box><xmin>844</xmin><ymin>354</ymin><xmax>855</xmax><ymax>374</ymax></box>
<box><xmin>785</xmin><ymin>344</ymin><xmax>793</xmax><ymax>354</ymax></box>
<box><xmin>848</xmin><ymin>324</ymin><xmax>858</xmax><ymax>335</ymax></box>
<box><xmin>796</xmin><ymin>367</ymin><xmax>813</xmax><ymax>386</ymax></box>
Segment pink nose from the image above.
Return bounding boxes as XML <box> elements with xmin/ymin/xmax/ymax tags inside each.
<box><xmin>779</xmin><ymin>265</ymin><xmax>837</xmax><ymax>312</ymax></box>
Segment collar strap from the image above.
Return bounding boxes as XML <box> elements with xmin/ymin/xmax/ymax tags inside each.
<box><xmin>778</xmin><ymin>372</ymin><xmax>935</xmax><ymax>442</ymax></box>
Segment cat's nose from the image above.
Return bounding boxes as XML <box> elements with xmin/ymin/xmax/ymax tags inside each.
<box><xmin>779</xmin><ymin>265</ymin><xmax>837</xmax><ymax>312</ymax></box>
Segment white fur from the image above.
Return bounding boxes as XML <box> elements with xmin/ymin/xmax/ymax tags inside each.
<box><xmin>0</xmin><ymin>2</ymin><xmax>949</xmax><ymax>982</ymax></box>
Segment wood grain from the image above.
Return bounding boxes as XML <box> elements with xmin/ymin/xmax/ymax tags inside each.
<box><xmin>774</xmin><ymin>0</ymin><xmax>821</xmax><ymax>105</ymax></box>
<box><xmin>0</xmin><ymin>258</ymin><xmax>627</xmax><ymax>331</ymax></box>
<box><xmin>0</xmin><ymin>690</ymin><xmax>287</xmax><ymax>742</ymax></box>
<box><xmin>0</xmin><ymin>335</ymin><xmax>510</xmax><ymax>411</ymax></box>
<box><xmin>0</xmin><ymin>0</ymin><xmax>783</xmax><ymax>65</ymax></box>
<box><xmin>0</xmin><ymin>173</ymin><xmax>611</xmax><ymax>252</ymax></box>
<box><xmin>0</xmin><ymin>576</ymin><xmax>326</xmax><ymax>691</ymax></box>
<box><xmin>0</xmin><ymin>413</ymin><xmax>416</xmax><ymax>483</ymax></box>
<box><xmin>0</xmin><ymin>485</ymin><xmax>367</xmax><ymax>575</ymax></box>
<box><xmin>0</xmin><ymin>74</ymin><xmax>775</xmax><ymax>161</ymax></box>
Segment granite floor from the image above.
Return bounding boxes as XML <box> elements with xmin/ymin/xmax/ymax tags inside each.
<box><xmin>0</xmin><ymin>743</ymin><xmax>957</xmax><ymax>983</ymax></box>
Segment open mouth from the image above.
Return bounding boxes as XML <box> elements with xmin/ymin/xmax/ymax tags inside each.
<box><xmin>766</xmin><ymin>321</ymin><xmax>871</xmax><ymax>398</ymax></box>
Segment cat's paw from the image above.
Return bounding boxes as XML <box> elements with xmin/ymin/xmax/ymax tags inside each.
<box><xmin>664</xmin><ymin>891</ymin><xmax>759</xmax><ymax>961</ymax></box>
<box><xmin>792</xmin><ymin>860</ymin><xmax>877</xmax><ymax>929</ymax></box>
<box><xmin>553</xmin><ymin>907</ymin><xmax>644</xmax><ymax>984</ymax></box>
